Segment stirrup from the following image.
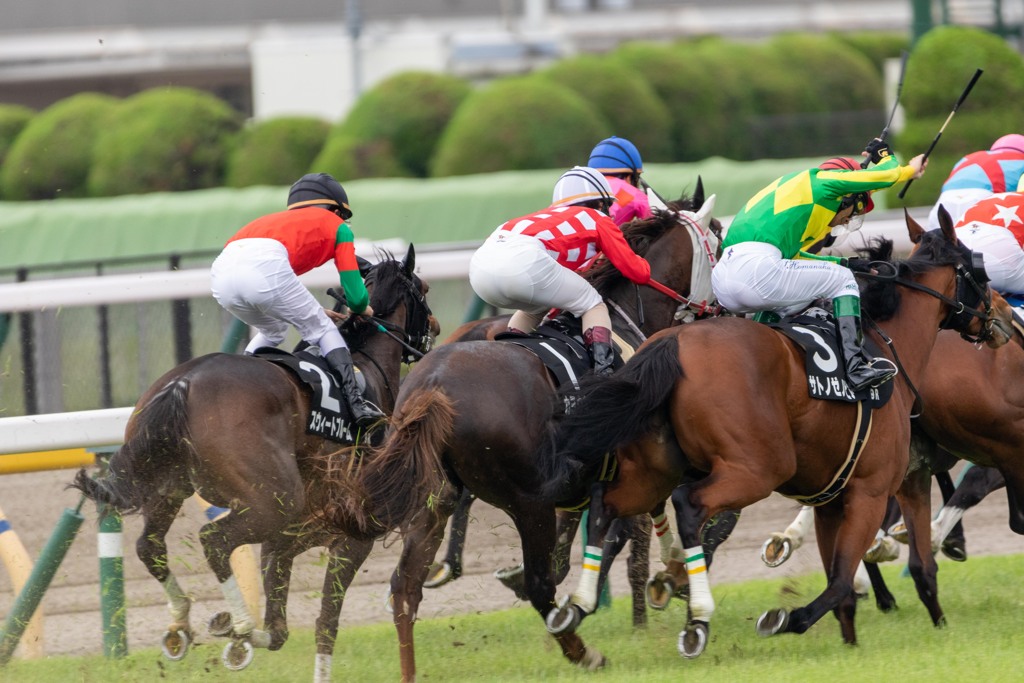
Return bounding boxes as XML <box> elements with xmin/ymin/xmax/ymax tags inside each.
<box><xmin>864</xmin><ymin>357</ymin><xmax>897</xmax><ymax>385</ymax></box>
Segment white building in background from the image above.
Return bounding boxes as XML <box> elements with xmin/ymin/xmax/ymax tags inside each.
<box><xmin>3</xmin><ymin>1</ymin><xmax>1019</xmax><ymax>122</ymax></box>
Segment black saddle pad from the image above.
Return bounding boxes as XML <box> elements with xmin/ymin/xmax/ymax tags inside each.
<box><xmin>494</xmin><ymin>321</ymin><xmax>624</xmax><ymax>411</ymax></box>
<box><xmin>253</xmin><ymin>347</ymin><xmax>357</xmax><ymax>444</ymax></box>
<box><xmin>766</xmin><ymin>314</ymin><xmax>894</xmax><ymax>408</ymax></box>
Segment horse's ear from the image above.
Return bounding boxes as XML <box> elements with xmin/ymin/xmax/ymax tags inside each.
<box><xmin>905</xmin><ymin>208</ymin><xmax>925</xmax><ymax>244</ymax></box>
<box><xmin>403</xmin><ymin>243</ymin><xmax>416</xmax><ymax>276</ymax></box>
<box><xmin>693</xmin><ymin>176</ymin><xmax>705</xmax><ymax>210</ymax></box>
<box><xmin>693</xmin><ymin>194</ymin><xmax>717</xmax><ymax>230</ymax></box>
<box><xmin>936</xmin><ymin>204</ymin><xmax>957</xmax><ymax>244</ymax></box>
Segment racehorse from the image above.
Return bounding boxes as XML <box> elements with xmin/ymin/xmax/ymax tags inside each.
<box><xmin>71</xmin><ymin>246</ymin><xmax>442</xmax><ymax>674</ymax></box>
<box><xmin>369</xmin><ymin>191</ymin><xmax>721</xmax><ymax>680</ymax></box>
<box><xmin>543</xmin><ymin>209</ymin><xmax>1012</xmax><ymax>659</ymax></box>
<box><xmin>421</xmin><ymin>190</ymin><xmax>726</xmax><ymax>625</ymax></box>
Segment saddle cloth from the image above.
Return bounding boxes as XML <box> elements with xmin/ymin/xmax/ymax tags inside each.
<box><xmin>254</xmin><ymin>347</ymin><xmax>364</xmax><ymax>444</ymax></box>
<box><xmin>766</xmin><ymin>313</ymin><xmax>893</xmax><ymax>409</ymax></box>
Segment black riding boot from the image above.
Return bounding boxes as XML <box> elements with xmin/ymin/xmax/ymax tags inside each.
<box><xmin>835</xmin><ymin>314</ymin><xmax>896</xmax><ymax>392</ymax></box>
<box><xmin>324</xmin><ymin>347</ymin><xmax>385</xmax><ymax>428</ymax></box>
<box><xmin>584</xmin><ymin>326</ymin><xmax>615</xmax><ymax>376</ymax></box>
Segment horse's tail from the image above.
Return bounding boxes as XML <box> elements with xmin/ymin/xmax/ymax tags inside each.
<box><xmin>320</xmin><ymin>386</ymin><xmax>451</xmax><ymax>538</ymax></box>
<box><xmin>69</xmin><ymin>378</ymin><xmax>195</xmax><ymax>514</ymax></box>
<box><xmin>541</xmin><ymin>334</ymin><xmax>683</xmax><ymax>497</ymax></box>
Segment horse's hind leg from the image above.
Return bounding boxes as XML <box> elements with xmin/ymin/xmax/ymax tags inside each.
<box><xmin>313</xmin><ymin>534</ymin><xmax>374</xmax><ymax>683</ymax></box>
<box><xmin>261</xmin><ymin>530</ymin><xmax>324</xmax><ymax>651</ymax></box>
<box><xmin>137</xmin><ymin>492</ymin><xmax>193</xmax><ymax>656</ymax></box>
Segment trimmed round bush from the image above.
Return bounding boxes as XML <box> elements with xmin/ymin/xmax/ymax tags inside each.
<box><xmin>767</xmin><ymin>33</ymin><xmax>883</xmax><ymax>113</ymax></box>
<box><xmin>1</xmin><ymin>94</ymin><xmax>117</xmax><ymax>200</ymax></box>
<box><xmin>325</xmin><ymin>71</ymin><xmax>471</xmax><ymax>178</ymax></box>
<box><xmin>0</xmin><ymin>104</ymin><xmax>33</xmax><ymax>169</ymax></box>
<box><xmin>312</xmin><ymin>134</ymin><xmax>412</xmax><ymax>181</ymax></box>
<box><xmin>903</xmin><ymin>25</ymin><xmax>1024</xmax><ymax>118</ymax></box>
<box><xmin>226</xmin><ymin>116</ymin><xmax>330</xmax><ymax>187</ymax></box>
<box><xmin>831</xmin><ymin>31</ymin><xmax>911</xmax><ymax>76</ymax></box>
<box><xmin>88</xmin><ymin>87</ymin><xmax>241</xmax><ymax>196</ymax></box>
<box><xmin>537</xmin><ymin>54</ymin><xmax>674</xmax><ymax>162</ymax></box>
<box><xmin>430</xmin><ymin>78</ymin><xmax>610</xmax><ymax>177</ymax></box>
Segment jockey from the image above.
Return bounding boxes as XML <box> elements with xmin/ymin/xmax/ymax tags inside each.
<box><xmin>711</xmin><ymin>140</ymin><xmax>926</xmax><ymax>392</ymax></box>
<box><xmin>468</xmin><ymin>166</ymin><xmax>652</xmax><ymax>375</ymax></box>
<box><xmin>927</xmin><ymin>133</ymin><xmax>1024</xmax><ymax>229</ymax></box>
<box><xmin>954</xmin><ymin>191</ymin><xmax>1024</xmax><ymax>296</ymax></box>
<box><xmin>587</xmin><ymin>136</ymin><xmax>653</xmax><ymax>226</ymax></box>
<box><xmin>210</xmin><ymin>172</ymin><xmax>385</xmax><ymax>428</ymax></box>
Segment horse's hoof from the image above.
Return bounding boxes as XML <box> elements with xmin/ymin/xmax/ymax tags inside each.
<box><xmin>645</xmin><ymin>573</ymin><xmax>676</xmax><ymax>611</ymax></box>
<box><xmin>864</xmin><ymin>536</ymin><xmax>900</xmax><ymax>563</ymax></box>
<box><xmin>941</xmin><ymin>539</ymin><xmax>967</xmax><ymax>562</ymax></box>
<box><xmin>576</xmin><ymin>646</ymin><xmax>607</xmax><ymax>671</ymax></box>
<box><xmin>160</xmin><ymin>628</ymin><xmax>191</xmax><ymax>661</ymax></box>
<box><xmin>423</xmin><ymin>561</ymin><xmax>456</xmax><ymax>588</ymax></box>
<box><xmin>545</xmin><ymin>596</ymin><xmax>582</xmax><ymax>635</ymax></box>
<box><xmin>761</xmin><ymin>535</ymin><xmax>793</xmax><ymax>568</ymax></box>
<box><xmin>222</xmin><ymin>639</ymin><xmax>255</xmax><ymax>671</ymax></box>
<box><xmin>677</xmin><ymin>621</ymin><xmax>708</xmax><ymax>658</ymax></box>
<box><xmin>494</xmin><ymin>563</ymin><xmax>528</xmax><ymax>601</ymax></box>
<box><xmin>756</xmin><ymin>608</ymin><xmax>790</xmax><ymax>637</ymax></box>
<box><xmin>207</xmin><ymin>611</ymin><xmax>233</xmax><ymax>638</ymax></box>
<box><xmin>887</xmin><ymin>522</ymin><xmax>909</xmax><ymax>544</ymax></box>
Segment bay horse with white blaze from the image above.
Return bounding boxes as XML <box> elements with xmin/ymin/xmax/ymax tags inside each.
<box><xmin>370</xmin><ymin>191</ymin><xmax>721</xmax><ymax>680</ymax></box>
<box><xmin>71</xmin><ymin>246</ymin><xmax>442</xmax><ymax>676</ymax></box>
<box><xmin>544</xmin><ymin>209</ymin><xmax>1012</xmax><ymax>659</ymax></box>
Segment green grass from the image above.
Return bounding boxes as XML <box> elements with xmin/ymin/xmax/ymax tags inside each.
<box><xmin>4</xmin><ymin>555</ymin><xmax>1023</xmax><ymax>682</ymax></box>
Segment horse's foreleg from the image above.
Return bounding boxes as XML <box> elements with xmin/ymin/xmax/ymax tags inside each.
<box><xmin>425</xmin><ymin>488</ymin><xmax>475</xmax><ymax>588</ymax></box>
<box><xmin>392</xmin><ymin>491</ymin><xmax>459</xmax><ymax>683</ymax></box>
<box><xmin>563</xmin><ymin>483</ymin><xmax>617</xmax><ymax>617</ymax></box>
<box><xmin>761</xmin><ymin>505</ymin><xmax>813</xmax><ymax>567</ymax></box>
<box><xmin>314</xmin><ymin>534</ymin><xmax>374</xmax><ymax>683</ymax></box>
<box><xmin>668</xmin><ymin>483</ymin><xmax>715</xmax><ymax>657</ymax></box>
<box><xmin>261</xmin><ymin>531</ymin><xmax>320</xmax><ymax>651</ymax></box>
<box><xmin>897</xmin><ymin>468</ymin><xmax>945</xmax><ymax>627</ymax></box>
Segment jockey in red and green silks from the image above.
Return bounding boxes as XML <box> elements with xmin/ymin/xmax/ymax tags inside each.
<box><xmin>712</xmin><ymin>143</ymin><xmax>926</xmax><ymax>392</ymax></box>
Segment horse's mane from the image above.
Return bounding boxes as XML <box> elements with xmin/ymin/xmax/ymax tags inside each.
<box><xmin>341</xmin><ymin>252</ymin><xmax>421</xmax><ymax>350</ymax></box>
<box><xmin>859</xmin><ymin>229</ymin><xmax>965</xmax><ymax>322</ymax></box>
<box><xmin>586</xmin><ymin>196</ymin><xmax>698</xmax><ymax>295</ymax></box>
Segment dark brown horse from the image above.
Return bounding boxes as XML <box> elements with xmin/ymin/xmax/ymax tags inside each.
<box><xmin>543</xmin><ymin>210</ymin><xmax>1012</xmax><ymax>659</ymax></box>
<box><xmin>420</xmin><ymin>192</ymin><xmax>727</xmax><ymax>625</ymax></box>
<box><xmin>71</xmin><ymin>246</ymin><xmax>442</xmax><ymax>675</ymax></box>
<box><xmin>370</xmin><ymin>192</ymin><xmax>720</xmax><ymax>679</ymax></box>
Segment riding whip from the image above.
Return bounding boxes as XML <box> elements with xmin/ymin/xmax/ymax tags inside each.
<box><xmin>898</xmin><ymin>68</ymin><xmax>984</xmax><ymax>200</ymax></box>
<box><xmin>861</xmin><ymin>49</ymin><xmax>908</xmax><ymax>170</ymax></box>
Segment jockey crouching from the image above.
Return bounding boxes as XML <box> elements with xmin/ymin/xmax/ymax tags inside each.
<box><xmin>468</xmin><ymin>166</ymin><xmax>653</xmax><ymax>376</ymax></box>
<box><xmin>210</xmin><ymin>173</ymin><xmax>385</xmax><ymax>428</ymax></box>
<box><xmin>711</xmin><ymin>141</ymin><xmax>926</xmax><ymax>392</ymax></box>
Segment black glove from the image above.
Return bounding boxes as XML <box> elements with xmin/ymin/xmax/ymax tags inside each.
<box><xmin>864</xmin><ymin>138</ymin><xmax>893</xmax><ymax>165</ymax></box>
<box><xmin>841</xmin><ymin>257</ymin><xmax>873</xmax><ymax>273</ymax></box>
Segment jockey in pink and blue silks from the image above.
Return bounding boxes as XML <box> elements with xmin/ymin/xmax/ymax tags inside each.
<box><xmin>587</xmin><ymin>136</ymin><xmax>653</xmax><ymax>226</ymax></box>
<box><xmin>928</xmin><ymin>133</ymin><xmax>1024</xmax><ymax>229</ymax></box>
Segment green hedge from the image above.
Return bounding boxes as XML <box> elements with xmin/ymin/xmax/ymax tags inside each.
<box><xmin>0</xmin><ymin>104</ymin><xmax>34</xmax><ymax>193</ymax></box>
<box><xmin>537</xmin><ymin>54</ymin><xmax>674</xmax><ymax>162</ymax></box>
<box><xmin>227</xmin><ymin>116</ymin><xmax>330</xmax><ymax>187</ymax></box>
<box><xmin>316</xmin><ymin>71</ymin><xmax>471</xmax><ymax>178</ymax></box>
<box><xmin>313</xmin><ymin>134</ymin><xmax>413</xmax><ymax>180</ymax></box>
<box><xmin>88</xmin><ymin>87</ymin><xmax>242</xmax><ymax>196</ymax></box>
<box><xmin>430</xmin><ymin>77</ymin><xmax>610</xmax><ymax>176</ymax></box>
<box><xmin>1</xmin><ymin>93</ymin><xmax>118</xmax><ymax>200</ymax></box>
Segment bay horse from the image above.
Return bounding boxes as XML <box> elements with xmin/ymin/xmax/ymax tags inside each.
<box><xmin>543</xmin><ymin>209</ymin><xmax>1012</xmax><ymax>659</ymax></box>
<box><xmin>421</xmin><ymin>191</ymin><xmax>727</xmax><ymax>625</ymax></box>
<box><xmin>71</xmin><ymin>246</ymin><xmax>442</xmax><ymax>674</ymax></box>
<box><xmin>371</xmin><ymin>191</ymin><xmax>721</xmax><ymax>680</ymax></box>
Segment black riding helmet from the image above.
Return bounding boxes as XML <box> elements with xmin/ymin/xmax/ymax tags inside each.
<box><xmin>288</xmin><ymin>173</ymin><xmax>352</xmax><ymax>219</ymax></box>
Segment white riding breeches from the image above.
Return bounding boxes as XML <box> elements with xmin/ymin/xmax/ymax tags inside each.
<box><xmin>210</xmin><ymin>238</ymin><xmax>340</xmax><ymax>349</ymax></box>
<box><xmin>929</xmin><ymin>188</ymin><xmax>991</xmax><ymax>230</ymax></box>
<box><xmin>956</xmin><ymin>223</ymin><xmax>1024</xmax><ymax>295</ymax></box>
<box><xmin>712</xmin><ymin>242</ymin><xmax>859</xmax><ymax>315</ymax></box>
<box><xmin>469</xmin><ymin>233</ymin><xmax>603</xmax><ymax>317</ymax></box>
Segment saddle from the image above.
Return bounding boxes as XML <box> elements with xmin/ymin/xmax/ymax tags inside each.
<box><xmin>766</xmin><ymin>311</ymin><xmax>894</xmax><ymax>409</ymax></box>
<box><xmin>253</xmin><ymin>347</ymin><xmax>366</xmax><ymax>444</ymax></box>
<box><xmin>494</xmin><ymin>318</ymin><xmax>623</xmax><ymax>394</ymax></box>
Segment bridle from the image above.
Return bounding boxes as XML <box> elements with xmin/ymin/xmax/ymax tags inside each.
<box><xmin>360</xmin><ymin>264</ymin><xmax>435</xmax><ymax>364</ymax></box>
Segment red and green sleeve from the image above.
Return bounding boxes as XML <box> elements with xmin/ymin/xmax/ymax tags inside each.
<box><xmin>334</xmin><ymin>222</ymin><xmax>370</xmax><ymax>313</ymax></box>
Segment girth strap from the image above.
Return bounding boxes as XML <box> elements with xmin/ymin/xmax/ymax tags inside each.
<box><xmin>791</xmin><ymin>401</ymin><xmax>874</xmax><ymax>507</ymax></box>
